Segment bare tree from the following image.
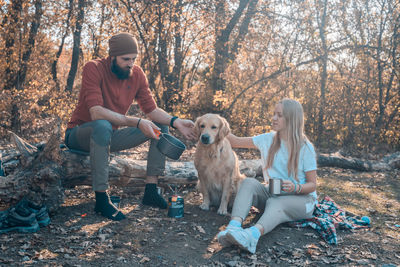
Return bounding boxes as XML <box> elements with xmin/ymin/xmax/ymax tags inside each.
<box><xmin>3</xmin><ymin>0</ymin><xmax>24</xmax><ymax>91</ymax></box>
<box><xmin>51</xmin><ymin>0</ymin><xmax>74</xmax><ymax>90</ymax></box>
<box><xmin>373</xmin><ymin>1</ymin><xmax>400</xmax><ymax>142</ymax></box>
<box><xmin>65</xmin><ymin>0</ymin><xmax>86</xmax><ymax>92</ymax></box>
<box><xmin>206</xmin><ymin>0</ymin><xmax>259</xmax><ymax>113</ymax></box>
<box><xmin>315</xmin><ymin>0</ymin><xmax>328</xmax><ymax>145</ymax></box>
<box><xmin>2</xmin><ymin>0</ymin><xmax>43</xmax><ymax>134</ymax></box>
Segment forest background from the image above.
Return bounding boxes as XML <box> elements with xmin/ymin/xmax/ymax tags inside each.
<box><xmin>0</xmin><ymin>0</ymin><xmax>399</xmax><ymax>156</ymax></box>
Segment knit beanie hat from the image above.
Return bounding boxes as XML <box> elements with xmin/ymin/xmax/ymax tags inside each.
<box><xmin>108</xmin><ymin>33</ymin><xmax>138</xmax><ymax>56</ymax></box>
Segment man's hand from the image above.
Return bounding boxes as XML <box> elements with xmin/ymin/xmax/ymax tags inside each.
<box><xmin>138</xmin><ymin>119</ymin><xmax>160</xmax><ymax>139</ymax></box>
<box><xmin>174</xmin><ymin>118</ymin><xmax>196</xmax><ymax>140</ymax></box>
<box><xmin>144</xmin><ymin>108</ymin><xmax>196</xmax><ymax>140</ymax></box>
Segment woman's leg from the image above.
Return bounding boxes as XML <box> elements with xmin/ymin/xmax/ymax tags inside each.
<box><xmin>218</xmin><ymin>178</ymin><xmax>269</xmax><ymax>247</ymax></box>
<box><xmin>224</xmin><ymin>193</ymin><xmax>314</xmax><ymax>254</ymax></box>
<box><xmin>256</xmin><ymin>194</ymin><xmax>315</xmax><ymax>235</ymax></box>
<box><xmin>231</xmin><ymin>178</ymin><xmax>270</xmax><ymax>221</ymax></box>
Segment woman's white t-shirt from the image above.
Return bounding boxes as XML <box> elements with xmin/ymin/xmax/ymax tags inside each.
<box><xmin>252</xmin><ymin>132</ymin><xmax>318</xmax><ymax>212</ymax></box>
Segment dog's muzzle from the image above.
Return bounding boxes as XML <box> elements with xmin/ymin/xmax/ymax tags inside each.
<box><xmin>200</xmin><ymin>134</ymin><xmax>210</xmax><ymax>144</ymax></box>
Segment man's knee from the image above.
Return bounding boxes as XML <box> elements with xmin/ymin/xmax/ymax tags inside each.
<box><xmin>91</xmin><ymin>120</ymin><xmax>113</xmax><ymax>146</ymax></box>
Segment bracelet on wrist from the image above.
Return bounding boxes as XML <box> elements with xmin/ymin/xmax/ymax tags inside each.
<box><xmin>170</xmin><ymin>116</ymin><xmax>178</xmax><ymax>129</ymax></box>
<box><xmin>297</xmin><ymin>184</ymin><xmax>302</xmax><ymax>194</ymax></box>
<box><xmin>136</xmin><ymin>118</ymin><xmax>142</xmax><ymax>128</ymax></box>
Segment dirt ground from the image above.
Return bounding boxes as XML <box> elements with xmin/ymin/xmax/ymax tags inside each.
<box><xmin>0</xmin><ymin>143</ymin><xmax>400</xmax><ymax>266</ymax></box>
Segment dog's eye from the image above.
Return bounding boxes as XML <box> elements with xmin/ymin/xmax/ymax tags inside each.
<box><xmin>211</xmin><ymin>125</ymin><xmax>217</xmax><ymax>129</ymax></box>
<box><xmin>200</xmin><ymin>125</ymin><xmax>205</xmax><ymax>128</ymax></box>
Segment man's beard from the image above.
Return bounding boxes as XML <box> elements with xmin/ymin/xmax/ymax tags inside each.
<box><xmin>111</xmin><ymin>58</ymin><xmax>132</xmax><ymax>80</ymax></box>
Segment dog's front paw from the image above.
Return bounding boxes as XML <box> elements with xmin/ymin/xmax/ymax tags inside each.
<box><xmin>199</xmin><ymin>203</ymin><xmax>210</xmax><ymax>211</ymax></box>
<box><xmin>217</xmin><ymin>207</ymin><xmax>228</xmax><ymax>215</ymax></box>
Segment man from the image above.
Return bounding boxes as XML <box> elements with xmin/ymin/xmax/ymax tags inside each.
<box><xmin>65</xmin><ymin>32</ymin><xmax>195</xmax><ymax>221</ymax></box>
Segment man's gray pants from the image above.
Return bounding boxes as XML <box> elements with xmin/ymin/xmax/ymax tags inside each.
<box><xmin>64</xmin><ymin>120</ymin><xmax>167</xmax><ymax>191</ymax></box>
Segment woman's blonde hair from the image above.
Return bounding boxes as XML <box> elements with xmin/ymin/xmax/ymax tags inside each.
<box><xmin>266</xmin><ymin>98</ymin><xmax>307</xmax><ymax>181</ymax></box>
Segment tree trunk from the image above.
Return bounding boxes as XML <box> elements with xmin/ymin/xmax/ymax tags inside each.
<box><xmin>65</xmin><ymin>0</ymin><xmax>85</xmax><ymax>92</ymax></box>
<box><xmin>207</xmin><ymin>0</ymin><xmax>258</xmax><ymax>113</ymax></box>
<box><xmin>374</xmin><ymin>9</ymin><xmax>400</xmax><ymax>142</ymax></box>
<box><xmin>51</xmin><ymin>0</ymin><xmax>74</xmax><ymax>91</ymax></box>
<box><xmin>316</xmin><ymin>0</ymin><xmax>328</xmax><ymax>146</ymax></box>
<box><xmin>3</xmin><ymin>0</ymin><xmax>23</xmax><ymax>134</ymax></box>
<box><xmin>8</xmin><ymin>0</ymin><xmax>43</xmax><ymax>134</ymax></box>
<box><xmin>90</xmin><ymin>2</ymin><xmax>106</xmax><ymax>59</ymax></box>
<box><xmin>15</xmin><ymin>0</ymin><xmax>43</xmax><ymax>90</ymax></box>
<box><xmin>3</xmin><ymin>0</ymin><xmax>23</xmax><ymax>91</ymax></box>
<box><xmin>161</xmin><ymin>0</ymin><xmax>184</xmax><ymax>113</ymax></box>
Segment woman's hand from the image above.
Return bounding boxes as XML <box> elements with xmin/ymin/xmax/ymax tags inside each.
<box><xmin>282</xmin><ymin>180</ymin><xmax>296</xmax><ymax>193</ymax></box>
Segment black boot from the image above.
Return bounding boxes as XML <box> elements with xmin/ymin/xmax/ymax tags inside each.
<box><xmin>142</xmin><ymin>184</ymin><xmax>167</xmax><ymax>209</ymax></box>
<box><xmin>94</xmin><ymin>192</ymin><xmax>126</xmax><ymax>221</ymax></box>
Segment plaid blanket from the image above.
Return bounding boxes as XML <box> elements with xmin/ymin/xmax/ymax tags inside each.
<box><xmin>288</xmin><ymin>195</ymin><xmax>370</xmax><ymax>244</ymax></box>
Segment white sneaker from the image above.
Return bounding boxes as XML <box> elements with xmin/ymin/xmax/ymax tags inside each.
<box><xmin>217</xmin><ymin>224</ymin><xmax>242</xmax><ymax>247</ymax></box>
<box><xmin>225</xmin><ymin>228</ymin><xmax>259</xmax><ymax>254</ymax></box>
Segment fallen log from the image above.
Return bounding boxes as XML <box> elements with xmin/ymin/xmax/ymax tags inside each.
<box><xmin>317</xmin><ymin>151</ymin><xmax>400</xmax><ymax>171</ymax></box>
<box><xmin>0</xmin><ymin>130</ymin><xmax>200</xmax><ymax>212</ymax></box>
<box><xmin>1</xmin><ymin>126</ymin><xmax>399</xmax><ymax>212</ymax></box>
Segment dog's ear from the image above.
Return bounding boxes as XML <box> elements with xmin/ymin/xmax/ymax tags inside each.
<box><xmin>194</xmin><ymin>117</ymin><xmax>202</xmax><ymax>140</ymax></box>
<box><xmin>218</xmin><ymin>115</ymin><xmax>231</xmax><ymax>141</ymax></box>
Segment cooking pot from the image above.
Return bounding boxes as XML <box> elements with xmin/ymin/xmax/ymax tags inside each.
<box><xmin>154</xmin><ymin>129</ymin><xmax>186</xmax><ymax>160</ymax></box>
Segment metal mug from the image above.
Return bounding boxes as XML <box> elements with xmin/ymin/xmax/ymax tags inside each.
<box><xmin>269</xmin><ymin>179</ymin><xmax>282</xmax><ymax>195</ymax></box>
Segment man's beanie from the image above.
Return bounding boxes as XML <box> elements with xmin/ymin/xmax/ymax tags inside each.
<box><xmin>108</xmin><ymin>33</ymin><xmax>138</xmax><ymax>56</ymax></box>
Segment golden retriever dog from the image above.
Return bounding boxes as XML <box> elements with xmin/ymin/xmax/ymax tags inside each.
<box><xmin>194</xmin><ymin>114</ymin><xmax>245</xmax><ymax>215</ymax></box>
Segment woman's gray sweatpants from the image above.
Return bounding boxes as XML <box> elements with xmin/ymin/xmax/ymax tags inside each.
<box><xmin>231</xmin><ymin>178</ymin><xmax>315</xmax><ymax>234</ymax></box>
<box><xmin>65</xmin><ymin>120</ymin><xmax>168</xmax><ymax>192</ymax></box>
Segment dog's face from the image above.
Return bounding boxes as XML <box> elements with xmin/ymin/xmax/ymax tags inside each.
<box><xmin>194</xmin><ymin>114</ymin><xmax>230</xmax><ymax>145</ymax></box>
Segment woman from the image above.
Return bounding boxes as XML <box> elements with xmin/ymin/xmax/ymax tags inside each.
<box><xmin>217</xmin><ymin>98</ymin><xmax>317</xmax><ymax>254</ymax></box>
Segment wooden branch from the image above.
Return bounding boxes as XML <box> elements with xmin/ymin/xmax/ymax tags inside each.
<box><xmin>10</xmin><ymin>131</ymin><xmax>38</xmax><ymax>156</ymax></box>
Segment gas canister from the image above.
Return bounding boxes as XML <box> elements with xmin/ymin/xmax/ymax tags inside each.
<box><xmin>167</xmin><ymin>195</ymin><xmax>184</xmax><ymax>218</ymax></box>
